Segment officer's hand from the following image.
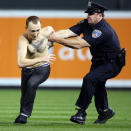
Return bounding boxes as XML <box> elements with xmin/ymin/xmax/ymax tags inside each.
<box><xmin>48</xmin><ymin>32</ymin><xmax>58</xmax><ymax>42</ymax></box>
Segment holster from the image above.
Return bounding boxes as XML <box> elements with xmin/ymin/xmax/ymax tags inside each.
<box><xmin>116</xmin><ymin>48</ymin><xmax>126</xmax><ymax>68</ymax></box>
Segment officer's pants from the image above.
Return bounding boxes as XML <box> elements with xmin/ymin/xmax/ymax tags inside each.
<box><xmin>20</xmin><ymin>64</ymin><xmax>50</xmax><ymax>117</ymax></box>
<box><xmin>75</xmin><ymin>60</ymin><xmax>121</xmax><ymax>112</ymax></box>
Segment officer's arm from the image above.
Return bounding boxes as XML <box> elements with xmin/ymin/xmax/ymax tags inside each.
<box><xmin>54</xmin><ymin>29</ymin><xmax>77</xmax><ymax>39</ymax></box>
<box><xmin>56</xmin><ymin>38</ymin><xmax>90</xmax><ymax>49</ymax></box>
<box><xmin>17</xmin><ymin>36</ymin><xmax>49</xmax><ymax>68</ymax></box>
<box><xmin>49</xmin><ymin>33</ymin><xmax>90</xmax><ymax>49</ymax></box>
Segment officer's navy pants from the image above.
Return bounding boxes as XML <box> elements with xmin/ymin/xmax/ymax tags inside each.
<box><xmin>20</xmin><ymin>64</ymin><xmax>50</xmax><ymax>117</ymax></box>
<box><xmin>76</xmin><ymin>60</ymin><xmax>121</xmax><ymax>113</ymax></box>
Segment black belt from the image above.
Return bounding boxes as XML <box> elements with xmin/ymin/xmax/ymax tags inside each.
<box><xmin>23</xmin><ymin>63</ymin><xmax>50</xmax><ymax>72</ymax></box>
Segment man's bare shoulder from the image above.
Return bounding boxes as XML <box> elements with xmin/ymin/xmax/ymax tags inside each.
<box><xmin>18</xmin><ymin>33</ymin><xmax>28</xmax><ymax>43</ymax></box>
<box><xmin>18</xmin><ymin>33</ymin><xmax>29</xmax><ymax>48</ymax></box>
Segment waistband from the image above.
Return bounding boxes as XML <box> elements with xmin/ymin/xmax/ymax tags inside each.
<box><xmin>26</xmin><ymin>63</ymin><xmax>50</xmax><ymax>69</ymax></box>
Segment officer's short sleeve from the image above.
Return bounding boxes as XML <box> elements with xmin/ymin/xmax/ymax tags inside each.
<box><xmin>69</xmin><ymin>20</ymin><xmax>84</xmax><ymax>35</ymax></box>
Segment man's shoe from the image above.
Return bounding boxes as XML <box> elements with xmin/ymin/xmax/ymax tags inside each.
<box><xmin>14</xmin><ymin>115</ymin><xmax>27</xmax><ymax>124</ymax></box>
<box><xmin>94</xmin><ymin>108</ymin><xmax>115</xmax><ymax>124</ymax></box>
<box><xmin>70</xmin><ymin>108</ymin><xmax>86</xmax><ymax>124</ymax></box>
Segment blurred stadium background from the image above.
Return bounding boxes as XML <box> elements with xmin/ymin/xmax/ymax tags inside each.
<box><xmin>0</xmin><ymin>0</ymin><xmax>131</xmax><ymax>88</ymax></box>
<box><xmin>0</xmin><ymin>0</ymin><xmax>131</xmax><ymax>131</ymax></box>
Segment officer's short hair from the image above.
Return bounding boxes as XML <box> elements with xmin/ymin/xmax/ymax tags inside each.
<box><xmin>26</xmin><ymin>16</ymin><xmax>41</xmax><ymax>28</ymax></box>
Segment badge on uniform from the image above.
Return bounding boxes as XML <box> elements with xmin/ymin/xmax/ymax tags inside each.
<box><xmin>92</xmin><ymin>29</ymin><xmax>102</xmax><ymax>38</ymax></box>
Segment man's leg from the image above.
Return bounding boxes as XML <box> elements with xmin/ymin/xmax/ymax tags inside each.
<box><xmin>20</xmin><ymin>65</ymin><xmax>50</xmax><ymax>116</ymax></box>
<box><xmin>14</xmin><ymin>65</ymin><xmax>50</xmax><ymax>124</ymax></box>
<box><xmin>14</xmin><ymin>68</ymin><xmax>32</xmax><ymax>124</ymax></box>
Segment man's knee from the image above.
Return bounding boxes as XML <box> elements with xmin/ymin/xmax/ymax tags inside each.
<box><xmin>27</xmin><ymin>81</ymin><xmax>38</xmax><ymax>90</ymax></box>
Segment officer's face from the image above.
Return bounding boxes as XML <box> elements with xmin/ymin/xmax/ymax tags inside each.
<box><xmin>87</xmin><ymin>13</ymin><xmax>102</xmax><ymax>25</ymax></box>
<box><xmin>26</xmin><ymin>21</ymin><xmax>41</xmax><ymax>40</ymax></box>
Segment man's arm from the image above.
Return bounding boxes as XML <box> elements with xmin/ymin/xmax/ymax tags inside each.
<box><xmin>41</xmin><ymin>26</ymin><xmax>54</xmax><ymax>38</ymax></box>
<box><xmin>17</xmin><ymin>36</ymin><xmax>55</xmax><ymax>68</ymax></box>
<box><xmin>41</xmin><ymin>26</ymin><xmax>56</xmax><ymax>48</ymax></box>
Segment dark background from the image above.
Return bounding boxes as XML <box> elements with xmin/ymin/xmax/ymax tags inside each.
<box><xmin>0</xmin><ymin>0</ymin><xmax>131</xmax><ymax>10</ymax></box>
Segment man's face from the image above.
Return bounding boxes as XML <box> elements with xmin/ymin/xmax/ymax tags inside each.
<box><xmin>26</xmin><ymin>21</ymin><xmax>41</xmax><ymax>40</ymax></box>
<box><xmin>87</xmin><ymin>13</ymin><xmax>101</xmax><ymax>25</ymax></box>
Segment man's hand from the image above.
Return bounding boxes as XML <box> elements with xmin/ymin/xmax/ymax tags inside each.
<box><xmin>41</xmin><ymin>54</ymin><xmax>56</xmax><ymax>64</ymax></box>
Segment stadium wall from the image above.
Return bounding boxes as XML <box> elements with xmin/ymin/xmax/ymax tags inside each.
<box><xmin>0</xmin><ymin>10</ymin><xmax>131</xmax><ymax>88</ymax></box>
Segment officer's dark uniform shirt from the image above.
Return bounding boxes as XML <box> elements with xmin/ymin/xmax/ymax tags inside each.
<box><xmin>69</xmin><ymin>18</ymin><xmax>121</xmax><ymax>61</ymax></box>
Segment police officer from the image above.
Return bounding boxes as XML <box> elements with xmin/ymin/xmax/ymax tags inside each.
<box><xmin>49</xmin><ymin>1</ymin><xmax>124</xmax><ymax>124</ymax></box>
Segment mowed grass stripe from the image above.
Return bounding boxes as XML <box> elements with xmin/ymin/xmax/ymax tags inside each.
<box><xmin>0</xmin><ymin>89</ymin><xmax>131</xmax><ymax>131</ymax></box>
<box><xmin>0</xmin><ymin>113</ymin><xmax>131</xmax><ymax>121</ymax></box>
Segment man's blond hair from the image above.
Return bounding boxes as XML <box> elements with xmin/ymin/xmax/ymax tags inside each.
<box><xmin>26</xmin><ymin>16</ymin><xmax>41</xmax><ymax>28</ymax></box>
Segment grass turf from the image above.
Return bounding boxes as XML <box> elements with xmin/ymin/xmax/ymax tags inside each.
<box><xmin>0</xmin><ymin>89</ymin><xmax>130</xmax><ymax>131</ymax></box>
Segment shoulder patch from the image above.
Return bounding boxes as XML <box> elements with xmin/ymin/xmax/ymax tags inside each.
<box><xmin>92</xmin><ymin>29</ymin><xmax>102</xmax><ymax>38</ymax></box>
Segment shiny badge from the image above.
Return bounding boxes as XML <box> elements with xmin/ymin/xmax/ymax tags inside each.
<box><xmin>92</xmin><ymin>29</ymin><xmax>102</xmax><ymax>38</ymax></box>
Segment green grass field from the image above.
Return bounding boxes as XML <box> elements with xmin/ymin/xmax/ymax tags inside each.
<box><xmin>0</xmin><ymin>89</ymin><xmax>131</xmax><ymax>131</ymax></box>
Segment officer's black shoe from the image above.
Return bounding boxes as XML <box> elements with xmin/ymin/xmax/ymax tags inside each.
<box><xmin>94</xmin><ymin>108</ymin><xmax>115</xmax><ymax>124</ymax></box>
<box><xmin>14</xmin><ymin>115</ymin><xmax>27</xmax><ymax>124</ymax></box>
<box><xmin>70</xmin><ymin>108</ymin><xmax>86</xmax><ymax>124</ymax></box>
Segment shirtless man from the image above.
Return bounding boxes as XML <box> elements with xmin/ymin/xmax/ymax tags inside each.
<box><xmin>14</xmin><ymin>16</ymin><xmax>55</xmax><ymax>124</ymax></box>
